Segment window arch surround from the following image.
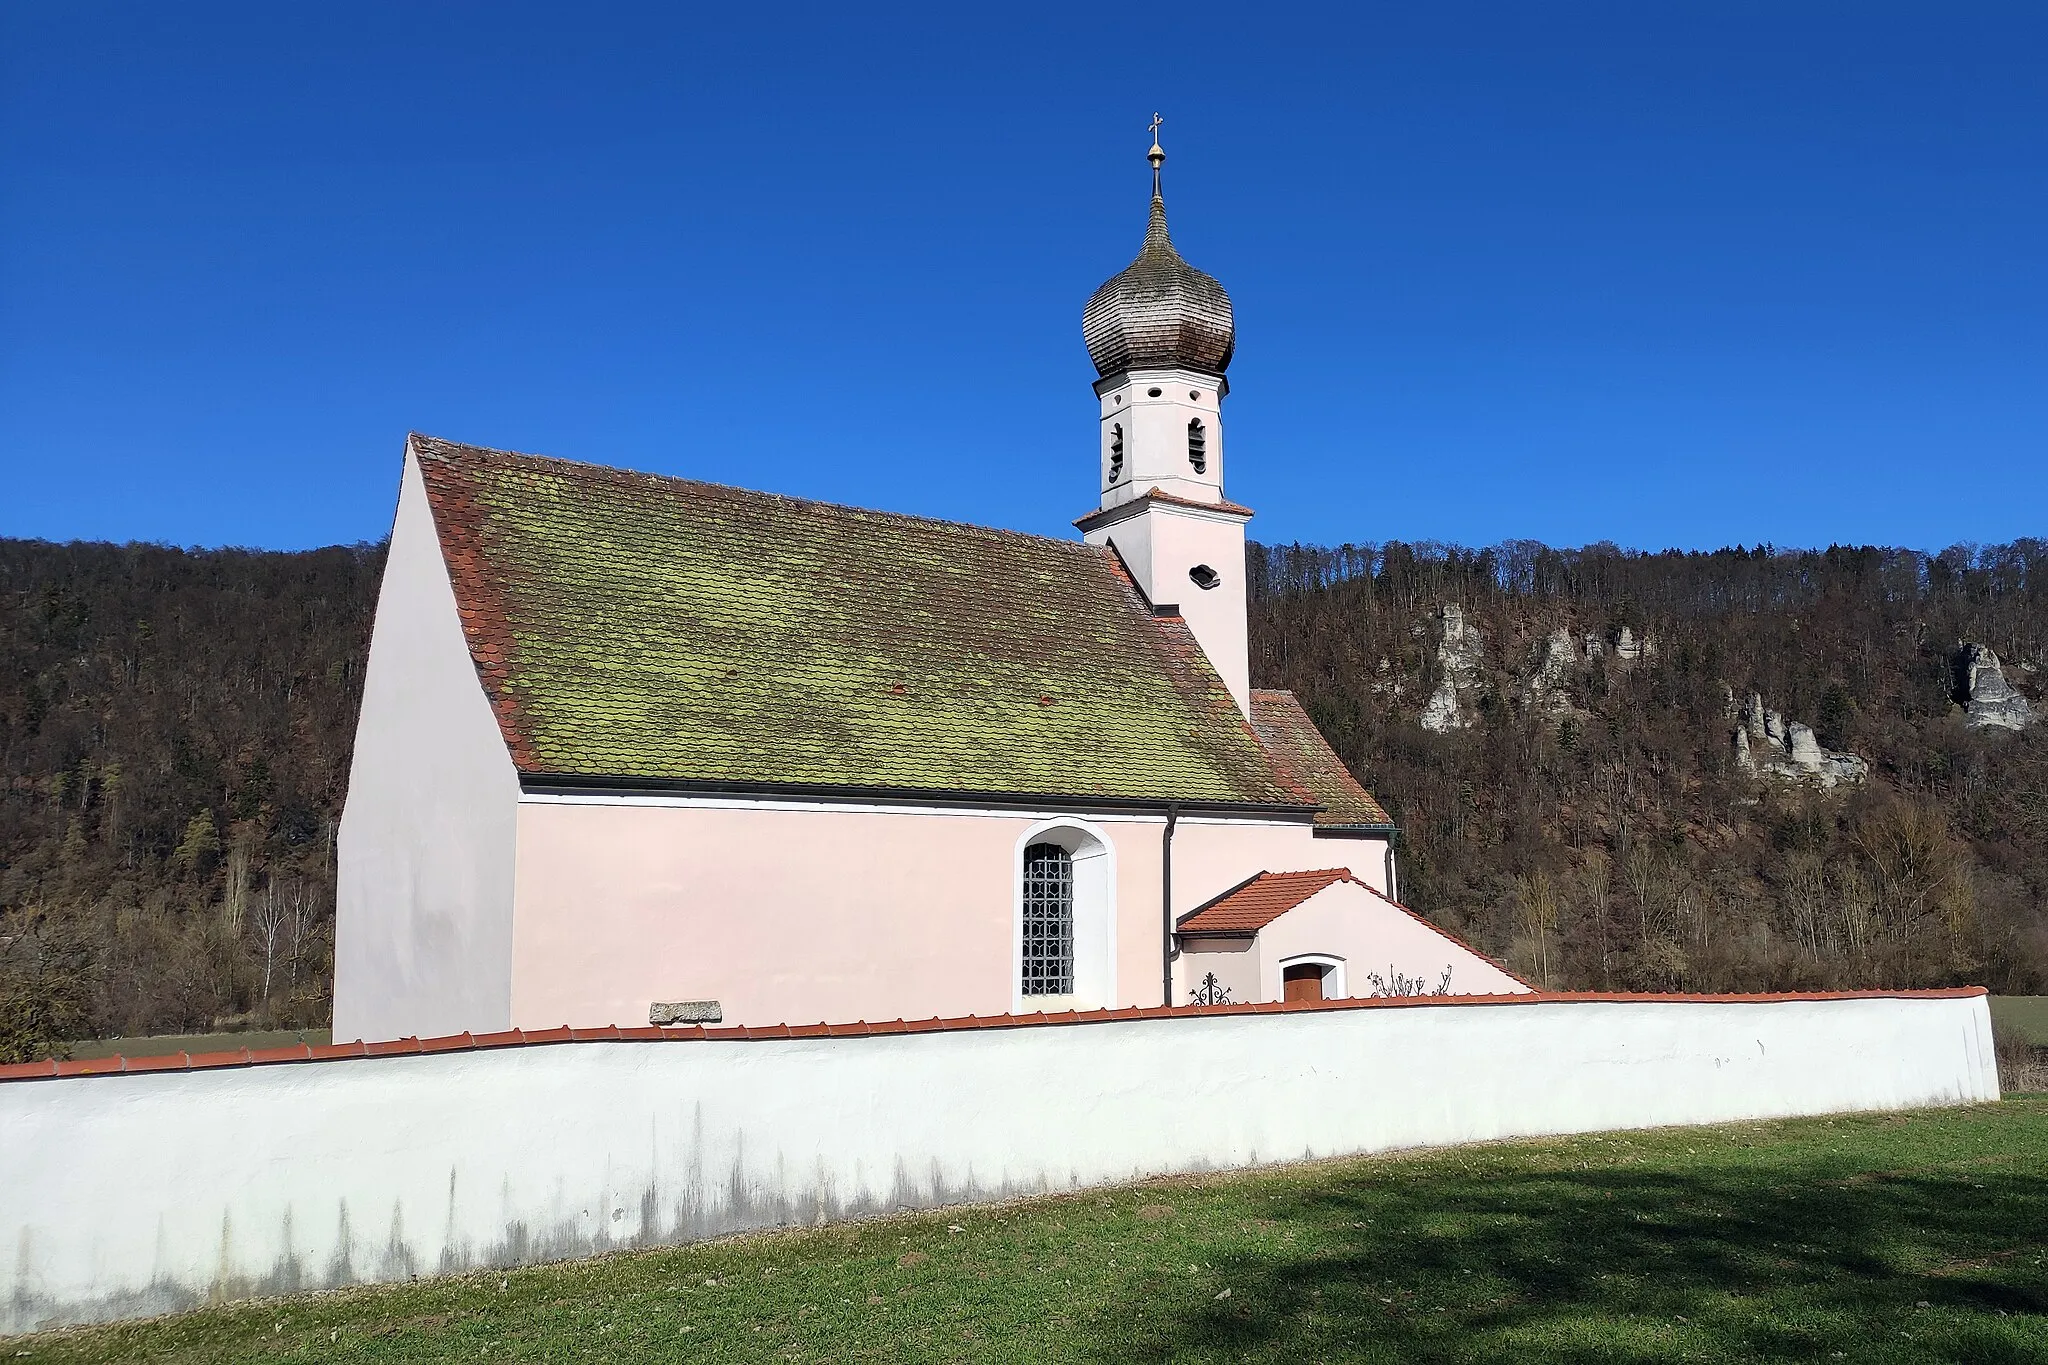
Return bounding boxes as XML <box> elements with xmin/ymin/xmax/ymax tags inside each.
<box><xmin>1011</xmin><ymin>819</ymin><xmax>1118</xmax><ymax>1013</ymax></box>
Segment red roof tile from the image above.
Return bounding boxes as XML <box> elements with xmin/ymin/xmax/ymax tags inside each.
<box><xmin>0</xmin><ymin>987</ymin><xmax>1988</xmax><ymax>1085</ymax></box>
<box><xmin>1250</xmin><ymin>690</ymin><xmax>1393</xmax><ymax>828</ymax></box>
<box><xmin>1175</xmin><ymin>868</ymin><xmax>1355</xmax><ymax>934</ymax></box>
<box><xmin>1177</xmin><ymin>869</ymin><xmax>1536</xmax><ymax>988</ymax></box>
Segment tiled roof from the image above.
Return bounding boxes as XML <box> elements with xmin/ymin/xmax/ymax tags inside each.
<box><xmin>1178</xmin><ymin>870</ymin><xmax>1537</xmax><ymax>990</ymax></box>
<box><xmin>412</xmin><ymin>436</ymin><xmax>1306</xmax><ymax>806</ymax></box>
<box><xmin>1176</xmin><ymin>868</ymin><xmax>1356</xmax><ymax>935</ymax></box>
<box><xmin>1250</xmin><ymin>690</ymin><xmax>1394</xmax><ymax>827</ymax></box>
<box><xmin>0</xmin><ymin>988</ymin><xmax>1985</xmax><ymax>1084</ymax></box>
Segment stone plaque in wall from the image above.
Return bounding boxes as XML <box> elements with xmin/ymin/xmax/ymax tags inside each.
<box><xmin>649</xmin><ymin>1000</ymin><xmax>723</xmax><ymax>1025</ymax></box>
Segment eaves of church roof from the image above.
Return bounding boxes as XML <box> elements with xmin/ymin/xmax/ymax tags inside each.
<box><xmin>413</xmin><ymin>434</ymin><xmax>1312</xmax><ymax>809</ymax></box>
<box><xmin>1249</xmin><ymin>689</ymin><xmax>1394</xmax><ymax>828</ymax></box>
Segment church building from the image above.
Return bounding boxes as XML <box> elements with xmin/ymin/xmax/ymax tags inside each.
<box><xmin>333</xmin><ymin>133</ymin><xmax>1529</xmax><ymax>1043</ymax></box>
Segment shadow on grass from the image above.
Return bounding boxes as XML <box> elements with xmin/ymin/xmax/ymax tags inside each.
<box><xmin>1087</xmin><ymin>1145</ymin><xmax>2048</xmax><ymax>1364</ymax></box>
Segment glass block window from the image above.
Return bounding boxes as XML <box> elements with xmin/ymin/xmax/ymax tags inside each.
<box><xmin>1021</xmin><ymin>842</ymin><xmax>1075</xmax><ymax>996</ymax></box>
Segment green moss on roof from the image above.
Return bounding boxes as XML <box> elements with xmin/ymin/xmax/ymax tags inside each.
<box><xmin>413</xmin><ymin>435</ymin><xmax>1305</xmax><ymax>806</ymax></box>
<box><xmin>1249</xmin><ymin>690</ymin><xmax>1394</xmax><ymax>827</ymax></box>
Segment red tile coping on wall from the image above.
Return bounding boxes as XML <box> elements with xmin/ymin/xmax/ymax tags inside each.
<box><xmin>0</xmin><ymin>987</ymin><xmax>1989</xmax><ymax>1084</ymax></box>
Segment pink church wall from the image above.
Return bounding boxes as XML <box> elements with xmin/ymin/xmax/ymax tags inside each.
<box><xmin>1171</xmin><ymin>820</ymin><xmax>1388</xmax><ymax>900</ymax></box>
<box><xmin>507</xmin><ymin>800</ymin><xmax>1369</xmax><ymax>1028</ymax></box>
<box><xmin>512</xmin><ymin>800</ymin><xmax>1021</xmax><ymax>1029</ymax></box>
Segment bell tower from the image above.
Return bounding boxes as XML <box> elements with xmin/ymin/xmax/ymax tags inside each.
<box><xmin>1076</xmin><ymin>118</ymin><xmax>1252</xmax><ymax>716</ymax></box>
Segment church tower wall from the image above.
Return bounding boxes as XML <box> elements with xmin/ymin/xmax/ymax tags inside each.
<box><xmin>1098</xmin><ymin>368</ymin><xmax>1226</xmax><ymax>507</ymax></box>
<box><xmin>1079</xmin><ymin>494</ymin><xmax>1251</xmax><ymax>715</ymax></box>
<box><xmin>1080</xmin><ymin>127</ymin><xmax>1251</xmax><ymax>715</ymax></box>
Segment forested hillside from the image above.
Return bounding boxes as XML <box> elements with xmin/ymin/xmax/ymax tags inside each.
<box><xmin>2</xmin><ymin>534</ymin><xmax>2043</xmax><ymax>1060</ymax></box>
<box><xmin>1249</xmin><ymin>540</ymin><xmax>2048</xmax><ymax>995</ymax></box>
<box><xmin>0</xmin><ymin>540</ymin><xmax>382</xmax><ymax>1060</ymax></box>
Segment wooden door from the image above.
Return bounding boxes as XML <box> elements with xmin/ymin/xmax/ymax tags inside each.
<box><xmin>1283</xmin><ymin>964</ymin><xmax>1325</xmax><ymax>1002</ymax></box>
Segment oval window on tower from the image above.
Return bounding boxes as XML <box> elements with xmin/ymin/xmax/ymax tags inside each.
<box><xmin>1187</xmin><ymin>419</ymin><xmax>1208</xmax><ymax>474</ymax></box>
<box><xmin>1189</xmin><ymin>564</ymin><xmax>1221</xmax><ymax>590</ymax></box>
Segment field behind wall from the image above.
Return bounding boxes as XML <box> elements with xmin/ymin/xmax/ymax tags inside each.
<box><xmin>18</xmin><ymin>1095</ymin><xmax>2048</xmax><ymax>1365</ymax></box>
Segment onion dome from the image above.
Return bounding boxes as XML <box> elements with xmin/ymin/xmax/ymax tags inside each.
<box><xmin>1082</xmin><ymin>137</ymin><xmax>1235</xmax><ymax>379</ymax></box>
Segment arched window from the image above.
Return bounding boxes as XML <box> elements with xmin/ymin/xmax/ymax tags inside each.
<box><xmin>1108</xmin><ymin>423</ymin><xmax>1124</xmax><ymax>483</ymax></box>
<box><xmin>1187</xmin><ymin>419</ymin><xmax>1207</xmax><ymax>473</ymax></box>
<box><xmin>1020</xmin><ymin>842</ymin><xmax>1075</xmax><ymax>996</ymax></box>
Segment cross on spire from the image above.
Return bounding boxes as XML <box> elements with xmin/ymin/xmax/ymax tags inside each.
<box><xmin>1147</xmin><ymin>112</ymin><xmax>1165</xmax><ymax>194</ymax></box>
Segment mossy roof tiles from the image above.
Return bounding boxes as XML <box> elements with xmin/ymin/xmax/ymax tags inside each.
<box><xmin>413</xmin><ymin>435</ymin><xmax>1310</xmax><ymax>807</ymax></box>
<box><xmin>1249</xmin><ymin>690</ymin><xmax>1394</xmax><ymax>827</ymax></box>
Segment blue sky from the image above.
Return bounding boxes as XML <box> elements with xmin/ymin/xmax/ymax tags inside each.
<box><xmin>2</xmin><ymin>2</ymin><xmax>2043</xmax><ymax>554</ymax></box>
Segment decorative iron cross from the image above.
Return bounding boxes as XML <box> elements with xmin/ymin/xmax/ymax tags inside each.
<box><xmin>1148</xmin><ymin>112</ymin><xmax>1163</xmax><ymax>144</ymax></box>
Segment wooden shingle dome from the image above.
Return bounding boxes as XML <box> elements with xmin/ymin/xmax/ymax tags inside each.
<box><xmin>1081</xmin><ymin>172</ymin><xmax>1235</xmax><ymax>380</ymax></box>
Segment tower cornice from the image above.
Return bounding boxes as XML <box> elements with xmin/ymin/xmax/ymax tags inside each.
<box><xmin>1074</xmin><ymin>488</ymin><xmax>1255</xmax><ymax>534</ymax></box>
<box><xmin>1092</xmin><ymin>368</ymin><xmax>1229</xmax><ymax>400</ymax></box>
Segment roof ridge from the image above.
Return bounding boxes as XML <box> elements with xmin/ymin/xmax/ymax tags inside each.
<box><xmin>408</xmin><ymin>433</ymin><xmax>1107</xmax><ymax>556</ymax></box>
<box><xmin>1177</xmin><ymin>866</ymin><xmax>1355</xmax><ymax>933</ymax></box>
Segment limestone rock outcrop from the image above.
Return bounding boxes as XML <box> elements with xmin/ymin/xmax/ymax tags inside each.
<box><xmin>1954</xmin><ymin>644</ymin><xmax>2036</xmax><ymax>732</ymax></box>
<box><xmin>1406</xmin><ymin>610</ymin><xmax>1653</xmax><ymax>732</ymax></box>
<box><xmin>1522</xmin><ymin>627</ymin><xmax>1579</xmax><ymax>716</ymax></box>
<box><xmin>1734</xmin><ymin>691</ymin><xmax>1868</xmax><ymax>788</ymax></box>
<box><xmin>1420</xmin><ymin>605</ymin><xmax>1488</xmax><ymax>733</ymax></box>
<box><xmin>1369</xmin><ymin>656</ymin><xmax>1405</xmax><ymax>699</ymax></box>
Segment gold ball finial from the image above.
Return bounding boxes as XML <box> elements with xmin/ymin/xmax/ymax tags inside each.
<box><xmin>1147</xmin><ymin>112</ymin><xmax>1165</xmax><ymax>169</ymax></box>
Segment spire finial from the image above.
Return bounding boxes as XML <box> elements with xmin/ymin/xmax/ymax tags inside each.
<box><xmin>1147</xmin><ymin>112</ymin><xmax>1165</xmax><ymax>194</ymax></box>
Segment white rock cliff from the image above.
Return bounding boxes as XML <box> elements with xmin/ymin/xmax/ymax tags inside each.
<box><xmin>1734</xmin><ymin>690</ymin><xmax>1869</xmax><ymax>788</ymax></box>
<box><xmin>1955</xmin><ymin>643</ymin><xmax>2036</xmax><ymax>732</ymax></box>
<box><xmin>1420</xmin><ymin>605</ymin><xmax>1488</xmax><ymax>733</ymax></box>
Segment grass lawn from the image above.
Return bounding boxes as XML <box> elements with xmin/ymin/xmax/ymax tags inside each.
<box><xmin>65</xmin><ymin>1029</ymin><xmax>332</xmax><ymax>1061</ymax></box>
<box><xmin>17</xmin><ymin>1097</ymin><xmax>2047</xmax><ymax>1364</ymax></box>
<box><xmin>1992</xmin><ymin>997</ymin><xmax>2048</xmax><ymax>1047</ymax></box>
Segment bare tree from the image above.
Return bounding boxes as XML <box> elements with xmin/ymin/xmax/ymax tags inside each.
<box><xmin>1784</xmin><ymin>852</ymin><xmax>1829</xmax><ymax>960</ymax></box>
<box><xmin>250</xmin><ymin>878</ymin><xmax>288</xmax><ymax>1005</ymax></box>
<box><xmin>1515</xmin><ymin>870</ymin><xmax>1559</xmax><ymax>986</ymax></box>
<box><xmin>1625</xmin><ymin>844</ymin><xmax>1665</xmax><ymax>942</ymax></box>
<box><xmin>1581</xmin><ymin>850</ymin><xmax>1612</xmax><ymax>986</ymax></box>
<box><xmin>283</xmin><ymin>879</ymin><xmax>319</xmax><ymax>994</ymax></box>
